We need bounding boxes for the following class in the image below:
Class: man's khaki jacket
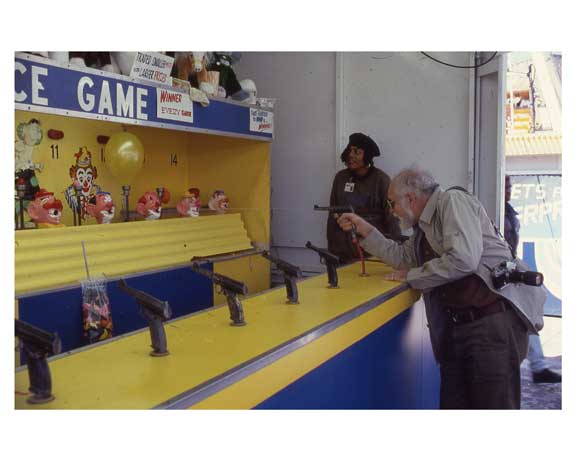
[361,187,545,358]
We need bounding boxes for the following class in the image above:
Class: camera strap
[445,186,515,259]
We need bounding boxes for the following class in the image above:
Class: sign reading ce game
[14,54,273,139]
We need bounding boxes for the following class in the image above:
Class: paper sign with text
[130,52,174,85]
[249,108,273,133]
[156,88,193,123]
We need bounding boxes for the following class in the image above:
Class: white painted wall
[339,52,472,186]
[235,52,474,270]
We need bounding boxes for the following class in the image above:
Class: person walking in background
[504,175,561,383]
[327,132,401,263]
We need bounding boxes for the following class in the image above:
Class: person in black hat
[327,132,401,263]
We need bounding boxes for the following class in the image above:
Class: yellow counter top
[15,261,420,409]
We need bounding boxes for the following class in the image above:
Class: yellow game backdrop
[15,110,271,299]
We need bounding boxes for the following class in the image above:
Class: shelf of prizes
[14,53,272,362]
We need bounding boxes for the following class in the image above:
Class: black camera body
[491,261,544,290]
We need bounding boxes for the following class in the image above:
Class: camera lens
[510,270,544,286]
[523,271,544,286]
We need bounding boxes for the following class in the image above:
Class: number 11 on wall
[50,144,59,159]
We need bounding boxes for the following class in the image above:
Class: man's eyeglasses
[386,199,396,209]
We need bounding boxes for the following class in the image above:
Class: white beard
[398,216,415,231]
[395,204,417,231]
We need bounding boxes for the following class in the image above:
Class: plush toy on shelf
[26,51,139,76]
[208,189,230,213]
[69,52,120,74]
[26,189,65,228]
[239,79,257,105]
[172,52,220,107]
[176,188,201,217]
[174,52,219,96]
[136,189,170,220]
[86,192,115,224]
[47,52,136,76]
[110,52,137,75]
[207,52,250,101]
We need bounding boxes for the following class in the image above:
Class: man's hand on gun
[383,269,408,282]
[336,213,407,282]
[336,213,374,238]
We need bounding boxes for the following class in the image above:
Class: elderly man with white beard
[337,167,545,409]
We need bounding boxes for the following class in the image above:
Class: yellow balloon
[105,132,144,185]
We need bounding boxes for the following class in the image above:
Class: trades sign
[129,52,174,86]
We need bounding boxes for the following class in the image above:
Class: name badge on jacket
[344,182,355,192]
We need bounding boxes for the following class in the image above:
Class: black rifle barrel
[262,251,302,278]
[191,263,248,295]
[305,241,340,264]
[117,279,171,319]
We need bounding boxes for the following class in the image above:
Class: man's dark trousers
[438,306,529,409]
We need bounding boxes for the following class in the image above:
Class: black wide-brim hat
[340,132,380,162]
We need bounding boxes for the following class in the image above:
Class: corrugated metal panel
[505,133,562,156]
[510,108,531,133]
[15,214,253,295]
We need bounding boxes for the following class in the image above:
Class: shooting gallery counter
[15,261,440,409]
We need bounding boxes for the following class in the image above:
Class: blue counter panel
[255,301,440,409]
[18,264,214,361]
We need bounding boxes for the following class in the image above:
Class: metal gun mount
[15,319,62,404]
[261,251,303,304]
[117,279,172,356]
[191,262,248,326]
[305,241,341,288]
[313,204,361,260]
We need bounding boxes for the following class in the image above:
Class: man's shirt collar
[418,186,442,226]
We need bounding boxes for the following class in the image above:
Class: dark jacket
[327,166,401,262]
[504,202,520,258]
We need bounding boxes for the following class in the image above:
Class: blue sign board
[509,174,562,315]
[14,54,273,141]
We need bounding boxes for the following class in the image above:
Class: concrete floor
[539,316,562,357]
[520,316,562,410]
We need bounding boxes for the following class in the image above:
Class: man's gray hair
[393,168,439,198]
